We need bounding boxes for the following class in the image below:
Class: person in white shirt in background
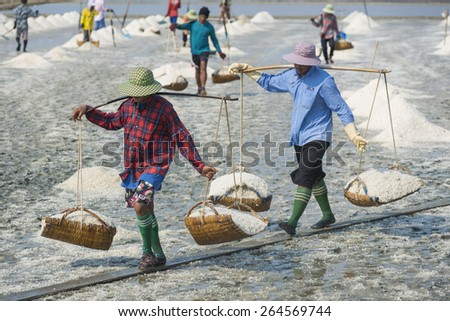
[90,0,114,30]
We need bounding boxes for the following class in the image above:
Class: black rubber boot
[23,40,28,52]
[16,37,20,51]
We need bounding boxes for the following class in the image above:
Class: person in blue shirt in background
[14,0,39,52]
[229,41,367,235]
[171,7,226,96]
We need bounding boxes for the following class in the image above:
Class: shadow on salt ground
[365,214,450,239]
[71,256,139,268]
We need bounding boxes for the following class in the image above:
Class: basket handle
[186,201,220,217]
[60,206,110,228]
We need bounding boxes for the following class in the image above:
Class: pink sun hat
[282,41,321,66]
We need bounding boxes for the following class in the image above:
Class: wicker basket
[41,207,116,250]
[335,39,353,50]
[162,75,188,91]
[212,67,240,84]
[344,178,381,207]
[185,201,267,245]
[344,190,381,207]
[76,40,100,48]
[208,195,272,212]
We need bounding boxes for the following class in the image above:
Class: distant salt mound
[251,11,276,23]
[126,18,160,36]
[347,79,450,147]
[342,11,378,35]
[3,53,52,69]
[346,169,423,204]
[433,38,450,56]
[44,47,75,61]
[55,166,122,198]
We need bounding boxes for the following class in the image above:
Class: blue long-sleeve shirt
[176,20,222,55]
[256,66,354,146]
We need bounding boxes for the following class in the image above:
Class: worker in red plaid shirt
[72,67,217,270]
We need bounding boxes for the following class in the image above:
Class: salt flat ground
[0,10,449,300]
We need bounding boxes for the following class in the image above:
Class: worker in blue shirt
[171,7,226,96]
[229,41,367,235]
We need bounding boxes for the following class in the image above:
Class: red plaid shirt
[315,13,339,40]
[86,95,205,188]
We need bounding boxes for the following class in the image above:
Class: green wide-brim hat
[186,9,198,20]
[117,67,162,97]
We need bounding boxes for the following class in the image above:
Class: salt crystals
[190,205,267,236]
[346,168,423,204]
[208,172,271,199]
[45,209,115,227]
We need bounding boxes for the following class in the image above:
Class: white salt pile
[347,79,450,147]
[209,171,271,199]
[55,166,122,198]
[190,205,267,235]
[346,168,423,203]
[45,209,115,227]
[342,11,378,34]
[3,53,52,69]
[251,11,276,24]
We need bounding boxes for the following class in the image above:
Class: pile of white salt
[43,209,115,227]
[346,168,423,203]
[189,205,267,235]
[55,166,122,198]
[208,171,271,200]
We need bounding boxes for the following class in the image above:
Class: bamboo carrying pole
[84,93,238,113]
[245,64,391,74]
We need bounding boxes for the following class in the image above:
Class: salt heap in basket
[208,171,272,212]
[41,207,116,250]
[185,201,268,245]
[344,168,423,207]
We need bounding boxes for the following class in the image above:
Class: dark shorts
[191,52,210,68]
[290,140,330,189]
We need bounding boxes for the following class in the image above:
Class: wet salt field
[0,6,449,301]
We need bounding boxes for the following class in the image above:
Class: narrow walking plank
[1,197,448,301]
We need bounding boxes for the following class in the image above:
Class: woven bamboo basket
[344,178,381,207]
[162,75,188,91]
[212,67,240,84]
[76,40,100,48]
[344,190,381,207]
[41,207,116,250]
[335,39,353,50]
[208,194,272,212]
[185,201,267,245]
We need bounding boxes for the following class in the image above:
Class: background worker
[91,0,114,30]
[229,41,367,235]
[80,3,98,43]
[181,9,197,47]
[219,0,231,23]
[13,0,39,52]
[310,4,340,64]
[171,7,226,96]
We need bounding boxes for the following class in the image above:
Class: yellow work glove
[344,122,368,153]
[228,63,261,81]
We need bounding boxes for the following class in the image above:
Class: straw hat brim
[322,8,334,14]
[282,53,321,66]
[117,81,162,97]
[187,12,198,20]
